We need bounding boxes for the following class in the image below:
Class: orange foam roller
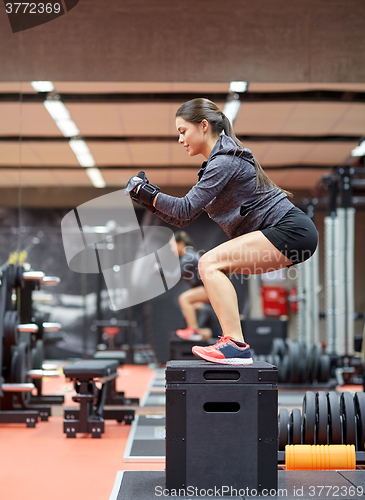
[285,445,356,470]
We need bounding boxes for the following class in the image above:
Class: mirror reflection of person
[167,231,212,341]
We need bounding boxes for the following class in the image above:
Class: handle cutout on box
[203,370,241,381]
[203,402,240,413]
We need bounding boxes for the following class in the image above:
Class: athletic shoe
[192,335,253,365]
[176,327,202,341]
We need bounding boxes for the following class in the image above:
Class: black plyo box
[165,360,278,494]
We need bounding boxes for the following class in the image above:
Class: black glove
[125,171,160,210]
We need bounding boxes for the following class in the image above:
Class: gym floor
[0,364,165,500]
[0,363,360,500]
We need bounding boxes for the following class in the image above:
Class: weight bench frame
[63,360,134,438]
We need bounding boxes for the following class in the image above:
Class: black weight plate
[300,344,311,383]
[307,344,321,383]
[354,392,365,451]
[13,342,32,407]
[288,341,301,384]
[298,345,309,384]
[271,354,280,369]
[272,338,286,358]
[289,408,302,445]
[302,391,316,444]
[278,354,289,383]
[316,391,329,445]
[340,392,357,446]
[266,354,274,366]
[318,355,331,383]
[327,391,342,444]
[32,339,44,395]
[278,408,289,451]
[32,339,44,369]
[4,310,19,346]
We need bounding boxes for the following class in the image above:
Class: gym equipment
[0,264,61,426]
[260,338,333,386]
[241,318,287,355]
[63,359,135,438]
[285,444,356,470]
[93,350,139,406]
[165,360,278,493]
[169,334,217,361]
[277,390,365,457]
[18,271,64,407]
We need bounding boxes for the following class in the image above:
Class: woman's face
[176,117,205,157]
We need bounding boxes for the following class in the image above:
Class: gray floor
[123,415,166,462]
[110,470,365,500]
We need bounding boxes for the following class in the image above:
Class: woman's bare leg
[198,231,292,343]
[178,286,209,329]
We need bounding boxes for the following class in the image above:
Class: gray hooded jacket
[154,135,294,239]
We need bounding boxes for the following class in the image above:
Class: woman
[167,230,212,341]
[126,98,318,365]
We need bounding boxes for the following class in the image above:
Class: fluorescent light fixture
[38,85,106,188]
[44,100,70,121]
[69,139,95,167]
[31,81,55,93]
[223,99,241,124]
[351,140,365,157]
[86,168,106,188]
[69,139,90,156]
[44,100,80,137]
[229,81,248,93]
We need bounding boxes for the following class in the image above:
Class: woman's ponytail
[176,98,292,198]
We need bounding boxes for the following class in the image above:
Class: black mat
[123,415,165,462]
[110,470,365,500]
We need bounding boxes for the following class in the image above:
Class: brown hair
[174,231,196,250]
[176,98,292,197]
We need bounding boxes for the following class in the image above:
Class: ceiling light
[44,99,70,121]
[229,81,248,93]
[223,99,241,125]
[44,100,80,137]
[351,140,365,157]
[31,81,55,93]
[69,139,95,167]
[86,168,106,188]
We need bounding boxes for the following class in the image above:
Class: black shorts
[261,206,318,266]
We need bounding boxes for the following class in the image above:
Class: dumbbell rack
[278,390,365,465]
[17,271,65,406]
[0,265,62,426]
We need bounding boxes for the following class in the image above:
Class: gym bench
[63,359,134,438]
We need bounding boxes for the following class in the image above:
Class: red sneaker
[176,328,201,340]
[192,336,253,365]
